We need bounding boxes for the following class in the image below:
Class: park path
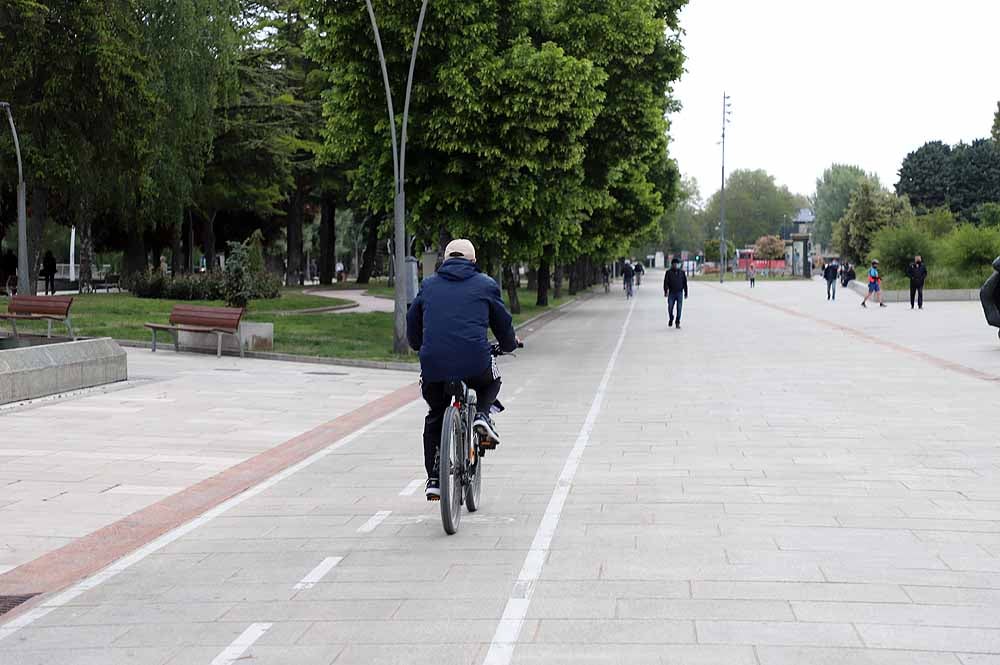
[309,289,394,314]
[2,275,1000,664]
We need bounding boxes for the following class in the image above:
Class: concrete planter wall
[177,321,274,354]
[0,338,128,405]
[846,281,981,303]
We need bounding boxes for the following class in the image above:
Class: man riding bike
[406,239,520,500]
[622,261,635,298]
[634,261,645,286]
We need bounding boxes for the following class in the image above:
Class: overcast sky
[668,0,999,203]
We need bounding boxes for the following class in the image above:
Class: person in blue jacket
[407,239,519,500]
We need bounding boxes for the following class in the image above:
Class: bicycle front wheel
[439,405,463,535]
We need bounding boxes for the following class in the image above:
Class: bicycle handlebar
[491,341,524,357]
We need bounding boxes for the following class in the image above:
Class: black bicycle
[437,342,522,535]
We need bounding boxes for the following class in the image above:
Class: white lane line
[357,510,392,533]
[0,400,420,643]
[482,297,636,665]
[210,622,272,665]
[399,478,424,496]
[294,556,343,590]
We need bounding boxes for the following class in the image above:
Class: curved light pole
[1,102,28,295]
[364,0,430,354]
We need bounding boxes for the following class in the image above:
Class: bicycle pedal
[479,441,498,451]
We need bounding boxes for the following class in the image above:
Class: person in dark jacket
[906,255,928,310]
[42,250,57,295]
[663,258,689,328]
[406,239,519,500]
[633,261,645,286]
[823,259,839,300]
[622,261,635,297]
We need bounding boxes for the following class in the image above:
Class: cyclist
[634,261,645,286]
[622,261,635,298]
[601,265,611,293]
[406,239,520,500]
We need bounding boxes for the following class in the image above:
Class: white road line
[482,297,636,665]
[0,400,420,643]
[399,478,424,496]
[294,556,343,590]
[210,623,272,665]
[357,510,392,533]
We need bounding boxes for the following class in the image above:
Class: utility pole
[364,0,430,354]
[719,92,731,284]
[1,102,29,295]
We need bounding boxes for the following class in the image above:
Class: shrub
[223,241,254,308]
[942,224,1000,272]
[913,207,956,238]
[123,270,166,298]
[252,271,282,300]
[126,269,224,301]
[869,224,937,274]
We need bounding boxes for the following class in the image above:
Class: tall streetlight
[365,0,430,354]
[1,102,29,295]
[719,92,731,284]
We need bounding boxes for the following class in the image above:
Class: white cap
[444,239,476,262]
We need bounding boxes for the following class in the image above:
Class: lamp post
[1,102,29,295]
[719,92,731,284]
[364,0,430,354]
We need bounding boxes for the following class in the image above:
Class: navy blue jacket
[406,259,518,382]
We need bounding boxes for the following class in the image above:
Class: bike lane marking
[399,478,425,496]
[209,622,272,665]
[293,556,344,591]
[482,296,637,665]
[357,510,393,534]
[0,398,422,643]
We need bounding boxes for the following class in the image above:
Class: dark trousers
[44,275,55,295]
[421,367,501,477]
[668,292,683,323]
[910,284,924,308]
[826,279,837,299]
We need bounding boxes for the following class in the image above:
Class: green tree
[702,169,800,248]
[914,207,957,238]
[896,140,952,212]
[665,177,705,255]
[976,202,1000,228]
[948,139,1000,220]
[870,224,936,274]
[813,164,881,250]
[835,183,914,263]
[993,102,999,143]
[753,234,785,272]
[704,237,735,263]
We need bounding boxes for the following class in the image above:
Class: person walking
[861,259,887,308]
[747,263,756,288]
[42,250,57,295]
[663,258,689,328]
[823,259,839,300]
[906,255,928,310]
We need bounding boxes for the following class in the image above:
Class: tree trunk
[526,268,536,290]
[125,222,147,277]
[170,217,182,276]
[356,214,379,284]
[554,263,564,299]
[183,209,195,273]
[536,245,553,307]
[285,183,305,287]
[319,193,336,285]
[503,264,521,315]
[27,184,48,295]
[568,259,579,295]
[203,210,217,271]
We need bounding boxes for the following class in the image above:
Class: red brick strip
[715,286,1000,383]
[0,382,420,600]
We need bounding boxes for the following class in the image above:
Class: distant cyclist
[406,239,520,500]
[601,264,611,292]
[622,261,635,298]
[634,261,645,286]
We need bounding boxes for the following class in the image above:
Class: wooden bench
[0,295,76,340]
[144,304,245,358]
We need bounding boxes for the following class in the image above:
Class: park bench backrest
[9,295,74,317]
[169,304,244,332]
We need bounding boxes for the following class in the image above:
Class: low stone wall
[177,322,274,354]
[0,338,128,405]
[846,281,980,303]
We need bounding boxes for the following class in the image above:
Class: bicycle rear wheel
[465,439,483,512]
[439,405,463,535]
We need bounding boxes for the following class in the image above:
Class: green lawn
[0,285,577,361]
[877,266,992,291]
[508,286,579,326]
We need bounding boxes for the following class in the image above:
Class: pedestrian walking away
[823,259,839,300]
[747,264,756,288]
[861,259,887,308]
[42,250,57,295]
[906,255,928,310]
[664,258,689,328]
[634,261,645,286]
[406,239,520,500]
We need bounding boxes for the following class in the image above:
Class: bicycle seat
[444,381,467,399]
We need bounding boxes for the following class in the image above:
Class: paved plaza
[2,273,1000,664]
